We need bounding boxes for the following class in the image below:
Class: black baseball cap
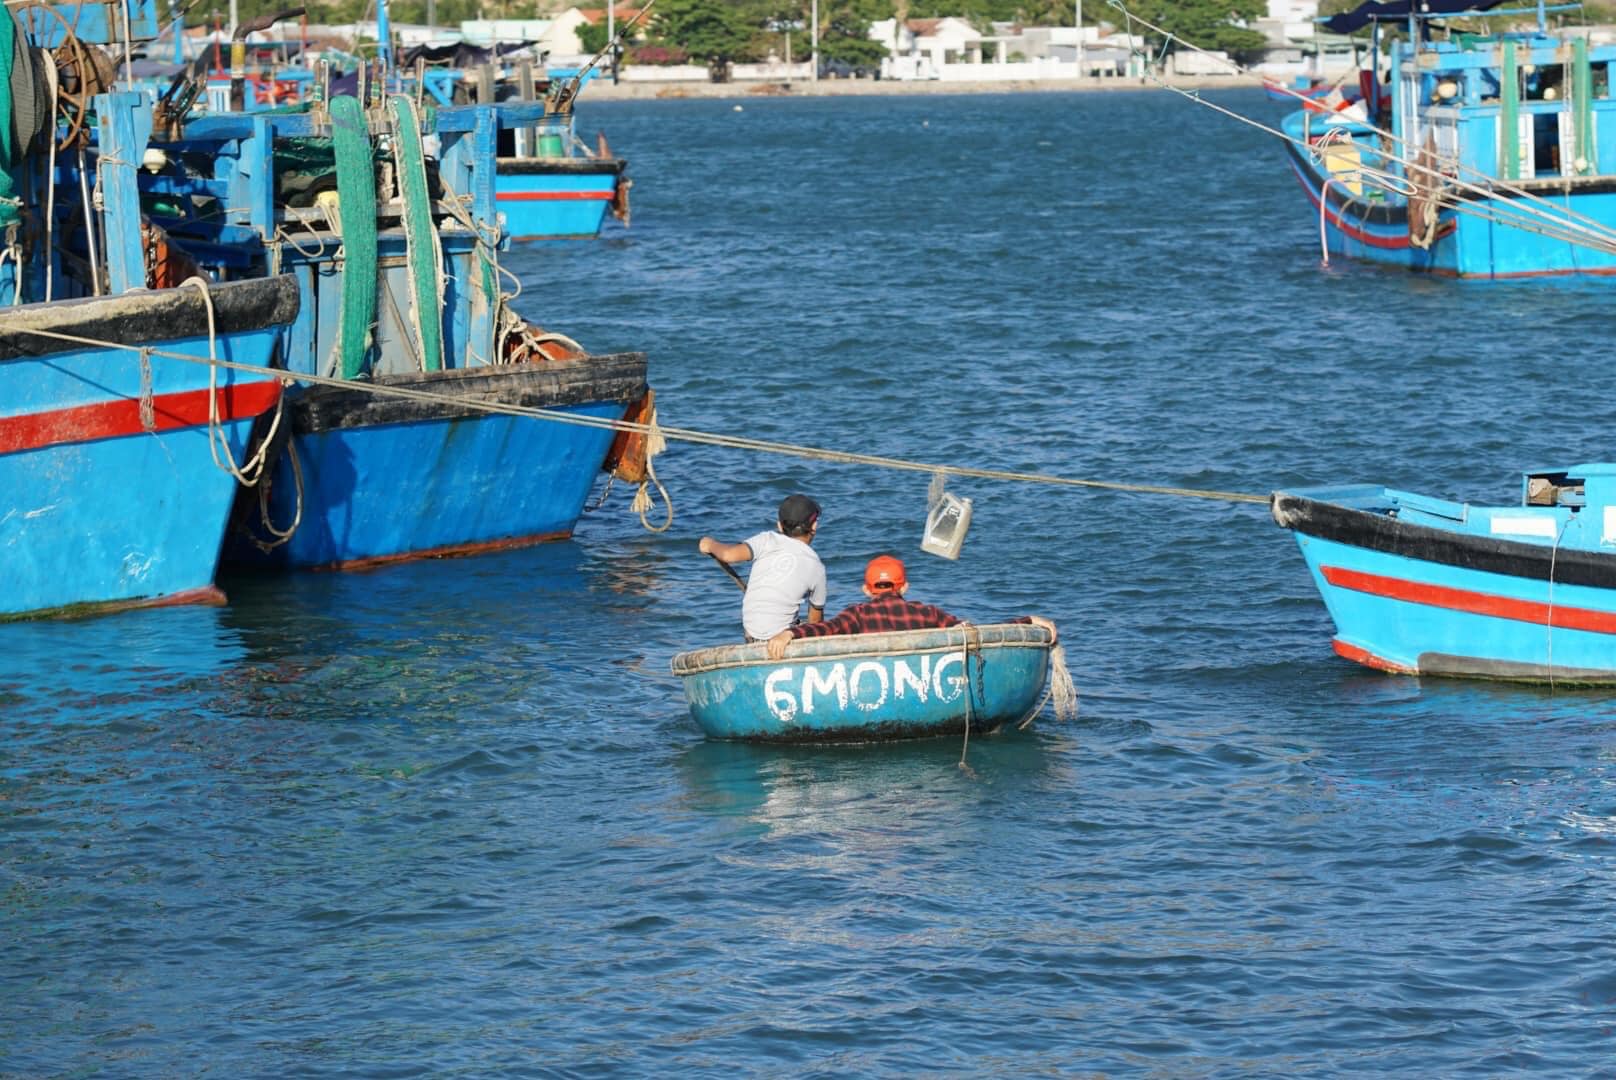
[777,494,821,533]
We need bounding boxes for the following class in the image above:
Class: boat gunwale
[289,351,649,432]
[671,623,1053,676]
[496,156,627,176]
[0,275,301,359]
[1271,489,1616,590]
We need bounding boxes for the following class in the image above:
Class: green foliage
[577,19,610,54]
[1118,0,1267,56]
[649,0,758,60]
[817,0,893,65]
[904,0,1015,26]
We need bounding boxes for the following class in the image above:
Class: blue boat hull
[495,157,626,241]
[1283,117,1616,278]
[1273,481,1616,683]
[0,278,299,617]
[672,625,1054,743]
[227,355,646,569]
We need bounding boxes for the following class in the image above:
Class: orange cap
[864,555,907,593]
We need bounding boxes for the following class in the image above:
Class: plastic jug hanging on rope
[920,471,972,560]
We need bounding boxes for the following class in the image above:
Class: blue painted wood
[672,625,1054,743]
[494,167,619,241]
[18,0,158,46]
[95,92,154,295]
[126,88,648,571]
[229,396,631,569]
[1273,464,1616,683]
[0,285,292,618]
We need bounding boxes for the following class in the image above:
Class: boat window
[1525,63,1566,101]
[1526,472,1586,507]
[1595,62,1611,99]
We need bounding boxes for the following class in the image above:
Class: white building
[873,16,1144,81]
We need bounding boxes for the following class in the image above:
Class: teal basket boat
[672,624,1056,743]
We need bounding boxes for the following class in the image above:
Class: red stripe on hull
[1289,162,1457,249]
[306,528,575,572]
[3,584,228,624]
[496,191,614,202]
[1321,565,1616,634]
[1332,638,1417,674]
[0,381,283,455]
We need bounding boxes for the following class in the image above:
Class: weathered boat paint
[672,624,1054,742]
[1272,465,1616,683]
[0,277,299,619]
[228,357,647,568]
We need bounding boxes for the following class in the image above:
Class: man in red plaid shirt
[766,555,1056,660]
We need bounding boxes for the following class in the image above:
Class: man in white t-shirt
[698,494,827,641]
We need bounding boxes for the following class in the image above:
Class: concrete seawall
[576,73,1264,102]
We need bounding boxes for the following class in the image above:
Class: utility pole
[1075,0,1082,78]
[228,0,237,36]
[811,0,818,81]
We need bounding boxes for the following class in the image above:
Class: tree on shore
[815,0,893,68]
[648,0,756,61]
[1115,0,1266,59]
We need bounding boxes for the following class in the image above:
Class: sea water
[5,90,1616,1075]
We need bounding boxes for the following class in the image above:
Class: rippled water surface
[7,90,1616,1076]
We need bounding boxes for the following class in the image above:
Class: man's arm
[698,537,753,563]
[765,606,861,659]
[805,604,824,623]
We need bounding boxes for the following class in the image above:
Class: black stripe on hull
[1270,491,1616,590]
[1414,651,1616,684]
[496,157,628,177]
[291,352,649,434]
[1284,140,1411,227]
[0,275,301,359]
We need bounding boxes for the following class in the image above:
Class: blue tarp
[1322,0,1510,34]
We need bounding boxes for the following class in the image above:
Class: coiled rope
[12,324,1267,507]
[181,275,289,488]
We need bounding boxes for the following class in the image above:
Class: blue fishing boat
[0,281,297,618]
[122,79,653,569]
[0,3,302,618]
[1282,0,1616,277]
[409,57,630,242]
[672,624,1057,743]
[1272,464,1616,683]
[497,134,630,243]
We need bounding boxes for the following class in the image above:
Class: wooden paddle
[709,554,746,592]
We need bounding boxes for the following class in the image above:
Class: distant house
[907,17,984,66]
[873,16,1143,79]
[870,16,982,79]
[578,5,645,29]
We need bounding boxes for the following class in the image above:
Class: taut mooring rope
[13,323,1269,507]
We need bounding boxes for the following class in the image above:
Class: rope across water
[12,322,1268,507]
